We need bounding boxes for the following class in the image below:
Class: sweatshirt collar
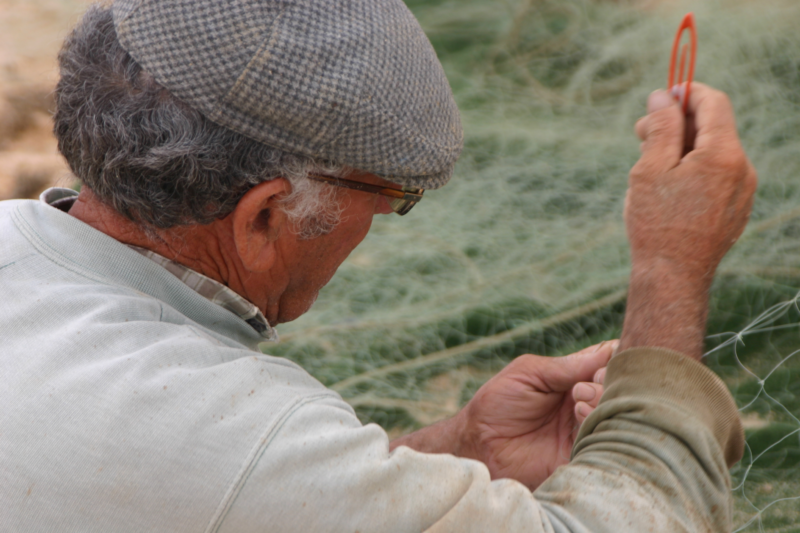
[38,187,278,342]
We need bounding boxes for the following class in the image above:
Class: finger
[630,90,684,179]
[593,367,606,385]
[606,339,620,354]
[533,341,616,392]
[683,82,740,154]
[575,401,593,425]
[572,382,603,408]
[670,87,699,155]
[582,339,619,356]
[647,88,676,115]
[635,87,679,141]
[635,116,648,141]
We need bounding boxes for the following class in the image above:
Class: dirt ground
[0,0,91,200]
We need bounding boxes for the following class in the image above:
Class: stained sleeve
[215,347,744,533]
[533,347,744,532]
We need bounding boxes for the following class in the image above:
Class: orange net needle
[677,44,688,86]
[668,13,697,113]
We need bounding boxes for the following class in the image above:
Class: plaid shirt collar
[40,188,278,342]
[126,246,278,342]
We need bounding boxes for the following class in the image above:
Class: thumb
[537,341,616,392]
[632,90,685,179]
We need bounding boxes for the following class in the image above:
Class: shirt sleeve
[215,348,744,533]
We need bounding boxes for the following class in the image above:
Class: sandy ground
[0,0,91,200]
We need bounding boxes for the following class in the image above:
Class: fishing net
[267,0,800,527]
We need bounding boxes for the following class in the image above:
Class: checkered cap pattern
[112,0,463,189]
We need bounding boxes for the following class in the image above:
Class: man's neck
[68,188,244,296]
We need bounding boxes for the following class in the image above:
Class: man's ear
[231,179,291,273]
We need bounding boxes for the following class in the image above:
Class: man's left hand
[390,341,615,490]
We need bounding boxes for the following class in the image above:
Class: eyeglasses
[306,174,423,216]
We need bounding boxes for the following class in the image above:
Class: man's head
[55,4,348,237]
[55,1,462,324]
[54,1,462,233]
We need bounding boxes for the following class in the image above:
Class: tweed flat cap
[111,0,463,189]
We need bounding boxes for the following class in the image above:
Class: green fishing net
[266,0,800,527]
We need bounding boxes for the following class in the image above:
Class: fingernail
[576,403,590,418]
[592,340,617,354]
[592,340,608,353]
[670,84,685,102]
[647,90,674,113]
[574,383,596,402]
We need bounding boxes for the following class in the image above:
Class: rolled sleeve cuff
[575,347,744,468]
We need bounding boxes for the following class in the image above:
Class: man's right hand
[627,83,757,280]
[620,83,758,359]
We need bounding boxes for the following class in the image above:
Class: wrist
[449,407,480,461]
[629,255,715,289]
[389,411,472,457]
[621,257,712,359]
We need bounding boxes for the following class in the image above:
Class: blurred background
[3,0,799,529]
[0,0,88,199]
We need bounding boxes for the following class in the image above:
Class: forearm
[619,258,712,360]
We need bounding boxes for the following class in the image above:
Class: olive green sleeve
[533,347,744,532]
[586,347,744,467]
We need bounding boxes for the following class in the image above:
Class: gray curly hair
[54,4,345,238]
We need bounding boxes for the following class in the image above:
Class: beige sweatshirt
[1,194,743,532]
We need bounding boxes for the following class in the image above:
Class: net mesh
[266,0,800,527]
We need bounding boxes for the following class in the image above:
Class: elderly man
[1,1,756,531]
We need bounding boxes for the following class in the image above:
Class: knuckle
[629,157,653,178]
[727,153,748,175]
[711,88,733,108]
[705,146,747,176]
[704,87,733,113]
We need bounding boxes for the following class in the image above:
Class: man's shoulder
[2,249,325,394]
[0,196,353,530]
[0,198,39,259]
[0,298,339,531]
[0,194,333,420]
